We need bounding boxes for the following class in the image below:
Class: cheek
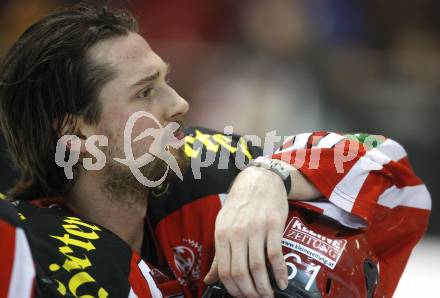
[106,114,162,157]
[99,100,164,155]
[130,116,158,136]
[99,103,133,137]
[130,117,159,154]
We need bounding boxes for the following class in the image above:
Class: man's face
[84,33,189,196]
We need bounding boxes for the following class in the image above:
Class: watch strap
[248,157,292,195]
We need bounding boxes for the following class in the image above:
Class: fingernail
[278,279,288,290]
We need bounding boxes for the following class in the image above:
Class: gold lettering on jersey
[184,135,200,158]
[18,212,26,220]
[62,224,100,240]
[212,134,237,154]
[55,280,67,295]
[68,272,108,298]
[184,129,253,160]
[194,130,220,152]
[49,216,108,297]
[59,245,92,272]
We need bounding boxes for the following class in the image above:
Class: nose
[165,87,190,122]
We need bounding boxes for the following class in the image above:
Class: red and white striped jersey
[0,128,431,297]
[271,131,431,296]
[0,200,35,298]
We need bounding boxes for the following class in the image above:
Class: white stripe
[376,138,407,161]
[291,133,312,150]
[276,133,312,154]
[302,201,367,229]
[128,288,138,298]
[329,148,391,212]
[8,228,35,298]
[275,136,295,154]
[316,133,345,148]
[218,193,228,207]
[138,260,163,298]
[378,184,431,210]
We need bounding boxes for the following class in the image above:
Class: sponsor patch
[282,217,347,269]
[172,238,203,282]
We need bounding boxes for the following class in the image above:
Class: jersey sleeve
[0,198,35,298]
[270,131,431,296]
[148,126,262,227]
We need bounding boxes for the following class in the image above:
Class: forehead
[88,32,164,79]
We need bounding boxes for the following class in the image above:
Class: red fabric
[366,205,430,296]
[271,132,431,297]
[0,220,16,297]
[1,131,430,298]
[129,253,153,298]
[154,194,221,297]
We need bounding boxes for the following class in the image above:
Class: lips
[174,128,185,140]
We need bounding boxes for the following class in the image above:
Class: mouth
[174,127,185,140]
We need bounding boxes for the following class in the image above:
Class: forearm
[287,166,321,201]
[242,163,321,201]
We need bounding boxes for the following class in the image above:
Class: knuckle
[218,269,231,281]
[231,226,245,238]
[248,218,259,225]
[266,214,281,229]
[249,260,266,271]
[252,221,267,234]
[231,269,247,280]
[216,229,228,241]
[267,248,282,262]
[248,222,260,234]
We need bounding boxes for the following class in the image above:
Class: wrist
[242,166,286,191]
[246,157,293,195]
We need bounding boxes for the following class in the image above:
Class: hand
[204,166,289,297]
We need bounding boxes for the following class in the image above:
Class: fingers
[249,233,273,297]
[204,256,219,284]
[266,226,288,290]
[230,235,259,297]
[216,230,245,297]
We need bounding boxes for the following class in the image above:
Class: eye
[138,86,156,99]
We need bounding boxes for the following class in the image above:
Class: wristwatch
[248,156,293,195]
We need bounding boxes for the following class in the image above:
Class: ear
[53,114,93,155]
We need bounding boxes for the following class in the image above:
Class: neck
[67,169,148,254]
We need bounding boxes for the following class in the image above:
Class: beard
[101,135,189,205]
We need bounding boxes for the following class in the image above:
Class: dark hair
[0,2,138,200]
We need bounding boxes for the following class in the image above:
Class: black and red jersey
[0,127,431,297]
[0,199,35,297]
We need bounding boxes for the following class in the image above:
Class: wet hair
[0,2,138,200]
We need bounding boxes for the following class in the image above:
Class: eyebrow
[131,64,171,88]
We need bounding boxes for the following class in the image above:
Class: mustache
[176,120,185,130]
[174,120,187,135]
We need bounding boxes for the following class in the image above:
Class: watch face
[250,157,291,180]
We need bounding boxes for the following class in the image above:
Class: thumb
[204,256,219,284]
